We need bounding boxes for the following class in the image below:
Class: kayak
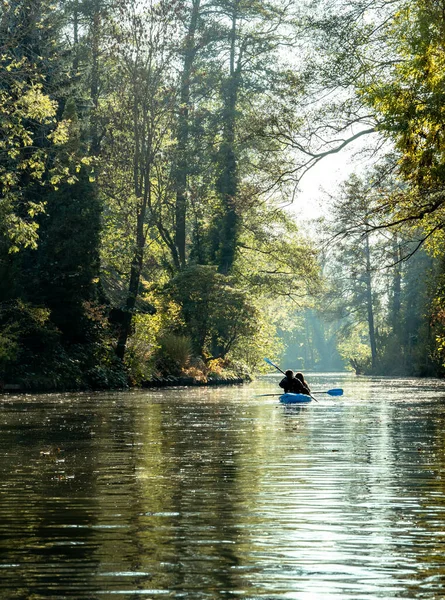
[279,393,312,404]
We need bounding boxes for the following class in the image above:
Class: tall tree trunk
[115,185,148,361]
[217,6,240,275]
[116,73,150,360]
[115,237,144,361]
[391,237,402,338]
[90,3,101,155]
[174,0,200,269]
[364,233,377,369]
[73,0,79,75]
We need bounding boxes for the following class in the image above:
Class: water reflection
[1,375,445,598]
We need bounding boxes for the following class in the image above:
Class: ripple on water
[1,377,445,598]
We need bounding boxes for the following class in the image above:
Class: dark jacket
[279,375,308,395]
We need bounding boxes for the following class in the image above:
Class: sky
[290,137,374,221]
[295,155,344,220]
[287,153,349,222]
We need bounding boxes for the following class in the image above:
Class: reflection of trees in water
[1,390,262,597]
[135,393,249,593]
[0,393,157,597]
[132,387,300,594]
[0,396,102,597]
[3,384,445,597]
[333,395,445,593]
[91,394,150,590]
[389,400,445,593]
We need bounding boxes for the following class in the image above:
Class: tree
[0,0,71,252]
[0,1,118,388]
[31,99,102,343]
[358,0,445,246]
[98,0,181,360]
[210,0,299,274]
[324,174,387,371]
[173,0,202,269]
[166,265,258,359]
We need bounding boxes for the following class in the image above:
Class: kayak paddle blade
[263,357,284,374]
[312,388,344,396]
[327,388,343,396]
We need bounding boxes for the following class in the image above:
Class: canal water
[1,373,445,599]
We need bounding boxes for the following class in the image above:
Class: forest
[1,0,445,390]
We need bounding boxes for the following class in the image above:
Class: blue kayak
[279,393,312,404]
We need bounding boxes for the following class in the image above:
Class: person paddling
[295,372,311,395]
[279,370,308,395]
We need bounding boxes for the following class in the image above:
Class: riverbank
[0,375,250,394]
[141,375,247,387]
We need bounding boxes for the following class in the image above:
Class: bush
[165,265,259,360]
[154,333,191,376]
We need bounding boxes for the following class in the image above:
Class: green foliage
[154,333,192,377]
[425,266,445,376]
[235,204,321,299]
[0,0,322,388]
[363,0,445,188]
[0,0,74,253]
[0,300,58,383]
[229,313,281,374]
[337,324,373,374]
[120,296,183,383]
[0,66,70,252]
[0,297,128,390]
[0,0,115,390]
[166,265,260,360]
[0,326,20,369]
[356,0,445,256]
[0,301,50,375]
[32,166,101,342]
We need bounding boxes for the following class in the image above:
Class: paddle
[256,388,343,397]
[312,388,343,396]
[263,357,319,402]
[264,357,285,374]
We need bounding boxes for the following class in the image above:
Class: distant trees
[314,169,440,376]
[326,175,380,370]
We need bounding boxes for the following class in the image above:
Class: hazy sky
[291,136,373,221]
[291,153,347,221]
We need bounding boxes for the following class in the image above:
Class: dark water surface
[2,373,445,599]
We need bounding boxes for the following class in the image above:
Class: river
[1,373,445,599]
